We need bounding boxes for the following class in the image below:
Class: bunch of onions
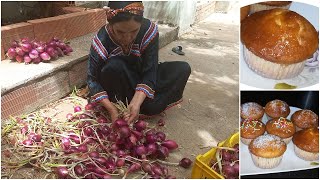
[210,143,239,179]
[5,37,73,65]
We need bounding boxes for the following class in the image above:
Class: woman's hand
[100,98,119,122]
[124,91,147,123]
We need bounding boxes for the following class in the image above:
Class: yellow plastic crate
[191,132,239,179]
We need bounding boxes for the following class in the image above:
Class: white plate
[240,2,319,90]
[240,106,319,176]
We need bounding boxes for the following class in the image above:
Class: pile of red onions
[210,144,239,179]
[6,37,73,64]
[14,102,192,179]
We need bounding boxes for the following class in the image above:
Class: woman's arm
[125,23,159,123]
[87,39,119,121]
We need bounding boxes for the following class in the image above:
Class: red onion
[179,158,192,168]
[56,167,69,179]
[29,49,39,59]
[158,119,165,126]
[32,57,42,64]
[146,143,157,155]
[52,37,60,42]
[152,165,163,176]
[31,41,41,48]
[47,41,57,49]
[77,144,88,153]
[112,119,128,129]
[157,146,169,159]
[107,133,117,142]
[23,55,32,64]
[116,159,125,167]
[233,162,239,176]
[15,47,25,56]
[61,137,71,150]
[36,46,45,53]
[129,134,138,145]
[142,163,154,175]
[84,127,93,136]
[221,149,232,161]
[21,125,28,134]
[118,126,131,138]
[85,103,95,111]
[74,165,84,176]
[22,139,33,146]
[127,163,141,174]
[146,134,157,144]
[95,157,107,165]
[134,145,147,156]
[223,163,236,178]
[134,120,147,131]
[70,135,80,144]
[15,55,24,63]
[161,140,178,150]
[46,47,58,59]
[57,42,66,49]
[74,106,82,112]
[6,48,17,59]
[31,134,42,142]
[79,114,88,119]
[66,113,73,121]
[151,175,161,179]
[11,40,19,48]
[89,151,100,158]
[162,166,169,176]
[156,131,166,141]
[64,45,73,55]
[131,130,143,140]
[40,52,51,61]
[99,125,111,135]
[21,43,32,52]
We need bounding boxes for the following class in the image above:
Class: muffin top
[241,102,265,120]
[249,134,287,158]
[241,9,319,64]
[258,1,292,6]
[266,117,295,138]
[291,109,319,129]
[265,99,290,118]
[293,127,319,153]
[241,119,266,139]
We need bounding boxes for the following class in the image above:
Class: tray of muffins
[240,1,319,89]
[240,100,319,175]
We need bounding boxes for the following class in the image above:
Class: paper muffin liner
[243,46,305,80]
[250,3,291,14]
[251,153,283,169]
[294,144,319,161]
[282,136,293,144]
[241,137,253,145]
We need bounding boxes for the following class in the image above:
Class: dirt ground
[1,14,239,179]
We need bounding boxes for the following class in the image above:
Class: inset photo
[240,91,319,179]
[240,1,319,90]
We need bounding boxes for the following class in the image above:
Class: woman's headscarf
[107,1,144,21]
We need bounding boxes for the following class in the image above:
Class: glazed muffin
[266,117,295,144]
[241,119,266,145]
[250,1,292,14]
[265,100,290,119]
[291,110,319,131]
[241,102,265,121]
[241,6,250,21]
[241,9,319,80]
[292,127,319,161]
[249,134,287,169]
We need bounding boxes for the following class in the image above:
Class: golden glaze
[241,120,266,139]
[266,118,295,138]
[291,110,319,129]
[259,1,292,6]
[265,99,290,118]
[241,6,250,21]
[293,127,319,153]
[241,9,318,64]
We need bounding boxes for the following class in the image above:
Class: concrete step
[1,24,178,120]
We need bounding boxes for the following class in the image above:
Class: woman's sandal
[172,46,185,55]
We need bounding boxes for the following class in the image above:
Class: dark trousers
[99,57,191,116]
